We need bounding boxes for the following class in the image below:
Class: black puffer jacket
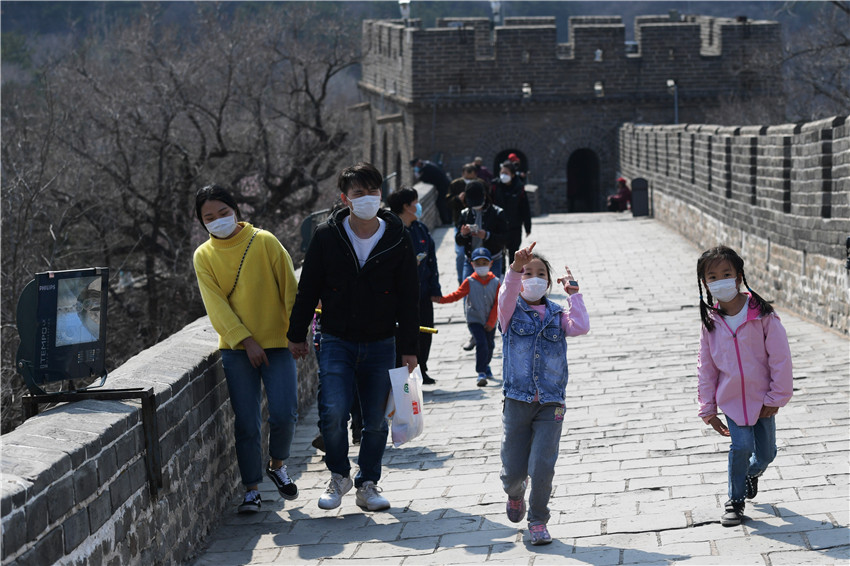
[287,207,420,355]
[491,177,531,235]
[455,204,508,259]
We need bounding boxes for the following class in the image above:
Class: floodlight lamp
[15,267,109,395]
[594,81,604,98]
[490,1,501,24]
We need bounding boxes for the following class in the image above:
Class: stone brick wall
[358,12,782,212]
[1,316,320,566]
[619,116,850,334]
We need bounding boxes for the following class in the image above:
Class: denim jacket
[502,296,569,404]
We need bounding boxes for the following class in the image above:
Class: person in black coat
[387,187,441,384]
[456,181,508,279]
[288,162,419,512]
[491,160,531,265]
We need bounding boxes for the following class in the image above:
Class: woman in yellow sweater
[192,185,299,514]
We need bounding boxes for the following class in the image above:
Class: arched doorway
[494,149,529,178]
[566,149,600,212]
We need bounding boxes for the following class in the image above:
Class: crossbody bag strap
[227,229,259,299]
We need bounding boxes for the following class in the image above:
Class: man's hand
[460,224,472,236]
[510,241,537,273]
[289,341,309,360]
[706,415,730,437]
[242,337,269,368]
[402,355,418,373]
[759,405,779,419]
[484,324,494,332]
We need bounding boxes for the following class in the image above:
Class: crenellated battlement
[361,13,780,102]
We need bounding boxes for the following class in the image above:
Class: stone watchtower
[357,13,782,212]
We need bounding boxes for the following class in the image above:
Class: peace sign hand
[510,242,537,273]
[556,265,580,295]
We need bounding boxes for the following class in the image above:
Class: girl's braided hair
[697,246,774,331]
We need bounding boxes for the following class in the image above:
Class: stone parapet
[619,117,850,334]
[1,308,319,566]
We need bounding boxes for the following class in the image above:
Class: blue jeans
[220,348,298,487]
[455,243,466,285]
[500,398,565,524]
[468,323,495,376]
[318,334,395,487]
[726,415,777,502]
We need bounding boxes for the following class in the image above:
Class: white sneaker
[318,473,353,509]
[355,481,390,511]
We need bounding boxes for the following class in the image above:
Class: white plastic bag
[387,366,425,447]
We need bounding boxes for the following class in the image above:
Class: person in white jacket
[696,246,793,527]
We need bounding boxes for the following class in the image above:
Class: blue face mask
[413,166,421,176]
[415,202,423,220]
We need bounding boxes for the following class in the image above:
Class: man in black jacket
[456,181,508,279]
[491,160,531,265]
[288,162,419,512]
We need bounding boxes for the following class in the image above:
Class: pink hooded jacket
[697,295,793,427]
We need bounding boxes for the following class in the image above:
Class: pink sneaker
[528,521,552,545]
[506,496,526,523]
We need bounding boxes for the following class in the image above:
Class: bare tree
[782,0,850,121]
[1,3,361,432]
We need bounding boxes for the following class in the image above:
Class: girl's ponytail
[698,277,716,331]
[742,272,774,317]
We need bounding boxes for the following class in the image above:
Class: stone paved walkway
[192,213,849,566]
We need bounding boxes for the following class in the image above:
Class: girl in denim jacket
[497,242,589,545]
[697,246,793,527]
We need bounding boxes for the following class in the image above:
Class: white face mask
[205,214,238,239]
[474,266,491,278]
[500,173,511,184]
[520,277,549,302]
[463,178,473,185]
[707,278,739,303]
[348,195,381,220]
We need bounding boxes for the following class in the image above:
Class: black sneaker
[721,499,745,527]
[266,464,298,500]
[312,434,326,453]
[238,490,262,513]
[421,373,436,385]
[746,476,759,499]
[351,422,363,445]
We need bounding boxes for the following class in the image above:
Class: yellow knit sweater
[193,223,297,350]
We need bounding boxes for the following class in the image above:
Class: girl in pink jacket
[696,246,793,527]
